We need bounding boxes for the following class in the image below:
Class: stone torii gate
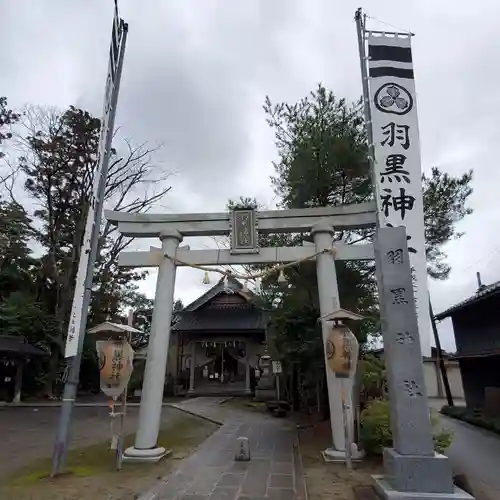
[106,202,377,461]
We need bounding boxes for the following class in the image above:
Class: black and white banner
[367,33,431,356]
[65,4,126,358]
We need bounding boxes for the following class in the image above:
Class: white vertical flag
[64,4,125,358]
[367,33,431,357]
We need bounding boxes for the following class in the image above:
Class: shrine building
[133,276,270,397]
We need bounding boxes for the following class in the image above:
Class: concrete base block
[122,446,171,463]
[373,476,474,500]
[384,448,454,494]
[254,388,276,402]
[322,447,365,463]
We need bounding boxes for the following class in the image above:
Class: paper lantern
[325,324,359,379]
[96,340,135,398]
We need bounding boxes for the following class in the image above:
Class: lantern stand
[87,319,139,470]
[115,310,135,469]
[319,308,364,469]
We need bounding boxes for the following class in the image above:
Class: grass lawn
[299,420,383,500]
[0,411,219,500]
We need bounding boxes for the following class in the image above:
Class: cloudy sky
[2,0,500,351]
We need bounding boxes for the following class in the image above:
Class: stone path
[139,397,307,500]
[438,414,500,500]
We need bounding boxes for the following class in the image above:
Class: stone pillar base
[254,388,276,402]
[384,448,455,494]
[373,475,474,500]
[122,446,171,463]
[321,447,365,463]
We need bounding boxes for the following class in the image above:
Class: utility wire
[364,13,414,36]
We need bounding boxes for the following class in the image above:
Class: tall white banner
[65,4,125,358]
[367,33,431,356]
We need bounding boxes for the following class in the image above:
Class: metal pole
[116,314,133,469]
[110,397,118,450]
[50,19,128,477]
[221,342,225,383]
[429,299,454,407]
[341,380,352,469]
[354,8,379,219]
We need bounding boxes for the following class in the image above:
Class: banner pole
[50,6,128,476]
[354,8,379,225]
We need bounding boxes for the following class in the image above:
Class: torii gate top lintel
[104,201,376,238]
[108,202,377,268]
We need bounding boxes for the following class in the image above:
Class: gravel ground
[0,405,181,478]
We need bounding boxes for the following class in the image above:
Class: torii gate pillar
[312,220,358,458]
[124,229,182,461]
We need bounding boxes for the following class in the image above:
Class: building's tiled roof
[87,322,143,335]
[173,274,270,333]
[435,281,500,320]
[183,275,265,312]
[173,308,269,332]
[370,346,453,360]
[0,335,48,357]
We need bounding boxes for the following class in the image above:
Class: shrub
[360,398,453,456]
[430,413,453,454]
[359,398,392,455]
[441,405,500,436]
[358,355,387,404]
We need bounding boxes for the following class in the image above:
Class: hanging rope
[164,248,336,281]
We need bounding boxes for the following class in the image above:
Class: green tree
[265,84,474,278]
[423,167,473,279]
[0,201,37,299]
[0,96,19,157]
[173,298,184,312]
[0,196,57,396]
[12,104,171,395]
[258,84,473,412]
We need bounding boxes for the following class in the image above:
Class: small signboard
[230,209,259,254]
[272,361,282,374]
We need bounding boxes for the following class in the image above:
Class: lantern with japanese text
[96,340,135,398]
[321,309,362,379]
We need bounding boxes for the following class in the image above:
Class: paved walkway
[438,414,500,500]
[140,397,307,500]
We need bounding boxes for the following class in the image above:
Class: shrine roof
[0,335,48,357]
[182,275,266,312]
[173,275,270,332]
[173,308,269,332]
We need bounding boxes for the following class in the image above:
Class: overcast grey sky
[2,0,499,351]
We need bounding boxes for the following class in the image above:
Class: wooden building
[0,335,47,403]
[172,276,269,396]
[436,279,500,411]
